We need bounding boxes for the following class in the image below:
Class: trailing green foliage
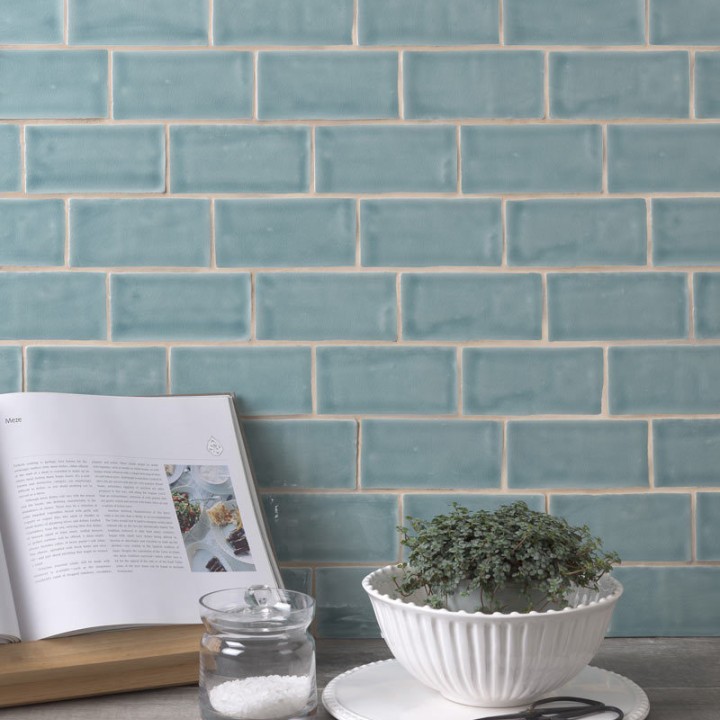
[396,501,620,613]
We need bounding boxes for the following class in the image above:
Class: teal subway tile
[697,494,720,561]
[0,347,21,392]
[609,346,720,414]
[214,0,353,46]
[0,51,107,119]
[262,494,398,562]
[505,0,645,45]
[0,0,62,43]
[0,200,64,266]
[215,199,355,268]
[402,273,542,341]
[654,420,720,487]
[463,348,603,415]
[507,421,649,489]
[0,125,20,191]
[695,273,720,337]
[462,125,602,193]
[171,347,311,416]
[548,273,688,340]
[404,51,543,119]
[550,52,689,119]
[361,199,501,267]
[113,52,251,120]
[608,125,720,192]
[316,568,381,639]
[26,125,164,193]
[693,53,720,117]
[358,0,498,45]
[258,52,397,120]
[550,494,691,562]
[317,346,457,415]
[610,567,720,636]
[361,420,501,489]
[27,347,167,396]
[170,125,309,193]
[507,200,647,267]
[111,273,250,341]
[653,199,720,265]
[70,199,210,267]
[280,568,311,595]
[242,420,356,489]
[0,273,105,340]
[69,0,208,45]
[256,273,396,341]
[651,0,720,45]
[315,126,456,193]
[403,494,546,522]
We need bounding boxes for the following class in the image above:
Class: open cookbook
[0,392,282,643]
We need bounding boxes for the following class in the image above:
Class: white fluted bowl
[363,565,623,708]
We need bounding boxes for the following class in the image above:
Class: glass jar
[199,586,316,720]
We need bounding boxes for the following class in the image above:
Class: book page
[0,532,19,643]
[0,393,280,641]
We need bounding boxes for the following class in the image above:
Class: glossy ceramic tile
[550,493,691,561]
[0,200,64,266]
[507,421,649,489]
[0,272,106,340]
[214,0,353,46]
[404,51,543,119]
[504,0,645,45]
[463,348,603,415]
[0,51,107,119]
[361,420,501,489]
[215,199,355,268]
[68,0,209,45]
[0,0,63,43]
[402,494,546,523]
[507,199,647,267]
[694,273,720,337]
[258,52,397,120]
[697,494,720,561]
[256,273,396,341]
[170,125,310,193]
[550,52,688,119]
[242,419,357,489]
[692,53,720,118]
[610,567,720,636]
[315,567,382,638]
[261,493,398,562]
[462,125,602,193]
[361,199,501,267]
[111,273,250,341]
[0,125,20,191]
[113,52,252,119]
[609,346,720,414]
[316,346,457,415]
[358,0,498,45]
[171,347,312,416]
[315,126,457,193]
[70,199,210,267]
[402,273,542,340]
[654,420,720,487]
[280,568,312,595]
[0,347,21,392]
[653,199,720,265]
[26,346,167,396]
[608,125,720,192]
[548,273,688,340]
[650,0,720,45]
[26,125,164,193]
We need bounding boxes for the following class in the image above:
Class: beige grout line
[498,0,504,46]
[209,198,217,269]
[355,419,362,490]
[310,345,318,414]
[501,198,508,266]
[352,0,359,45]
[456,125,462,193]
[19,124,27,194]
[310,126,317,193]
[543,51,550,119]
[63,0,69,45]
[541,273,548,341]
[646,197,653,265]
[355,198,362,267]
[105,273,112,342]
[164,124,170,193]
[252,51,259,119]
[690,491,697,562]
[602,124,608,194]
[165,346,171,393]
[64,198,70,267]
[108,51,113,119]
[647,418,655,488]
[500,421,508,490]
[208,0,214,45]
[398,52,404,120]
[21,345,27,392]
[396,273,402,341]
[249,271,256,341]
[456,346,463,415]
[688,272,696,339]
[645,0,650,46]
[601,346,609,416]
[690,50,696,120]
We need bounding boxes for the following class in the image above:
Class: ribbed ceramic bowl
[363,565,623,708]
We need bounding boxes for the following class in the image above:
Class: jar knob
[244,584,282,609]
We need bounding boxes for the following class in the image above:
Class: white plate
[165,464,187,485]
[209,502,251,560]
[186,542,229,573]
[323,660,649,720]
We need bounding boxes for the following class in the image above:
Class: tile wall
[0,0,719,636]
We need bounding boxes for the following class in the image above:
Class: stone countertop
[1,638,718,720]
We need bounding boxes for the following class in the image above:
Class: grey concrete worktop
[1,638,718,719]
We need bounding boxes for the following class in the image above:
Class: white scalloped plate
[323,660,649,720]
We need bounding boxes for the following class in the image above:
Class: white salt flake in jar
[209,675,312,719]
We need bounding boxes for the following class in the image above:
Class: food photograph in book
[165,463,255,573]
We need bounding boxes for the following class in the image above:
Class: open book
[0,392,281,643]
